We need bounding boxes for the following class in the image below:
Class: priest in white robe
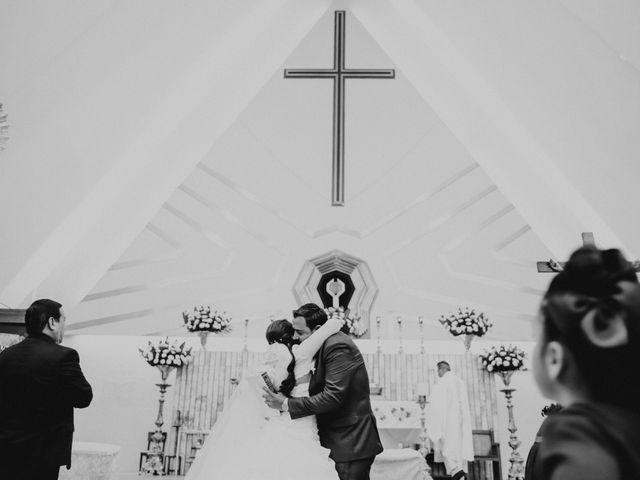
[427,361,474,480]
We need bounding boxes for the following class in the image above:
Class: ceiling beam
[1,0,331,309]
[351,0,627,259]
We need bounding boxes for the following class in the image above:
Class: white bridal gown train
[185,319,343,480]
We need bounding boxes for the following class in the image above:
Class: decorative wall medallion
[292,249,378,336]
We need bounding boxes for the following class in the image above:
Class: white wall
[64,335,186,474]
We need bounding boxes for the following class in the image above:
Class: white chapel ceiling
[1,1,639,341]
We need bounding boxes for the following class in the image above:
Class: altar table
[370,401,431,480]
[58,442,120,480]
[372,400,427,449]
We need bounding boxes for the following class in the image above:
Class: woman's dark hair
[25,299,62,336]
[541,246,640,412]
[265,319,296,397]
[292,303,327,330]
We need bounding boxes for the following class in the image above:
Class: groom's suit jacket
[288,331,383,462]
[0,334,93,470]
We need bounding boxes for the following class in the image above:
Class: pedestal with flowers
[439,307,492,351]
[182,306,232,349]
[325,306,368,338]
[478,345,526,480]
[138,338,192,475]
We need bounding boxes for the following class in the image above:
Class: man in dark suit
[264,303,383,480]
[0,299,93,480]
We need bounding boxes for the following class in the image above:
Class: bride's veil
[184,371,267,478]
[184,344,292,478]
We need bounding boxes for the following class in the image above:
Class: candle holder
[243,318,249,351]
[418,316,425,354]
[498,371,525,480]
[141,365,175,475]
[0,103,8,151]
[397,316,403,354]
[416,393,431,476]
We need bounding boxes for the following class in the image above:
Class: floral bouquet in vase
[478,344,525,386]
[439,307,492,350]
[325,306,367,338]
[139,337,193,380]
[183,305,232,349]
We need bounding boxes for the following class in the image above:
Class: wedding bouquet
[325,306,367,338]
[439,307,492,337]
[183,305,232,333]
[139,337,193,367]
[478,344,525,373]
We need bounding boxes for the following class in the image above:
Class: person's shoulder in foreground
[540,401,640,479]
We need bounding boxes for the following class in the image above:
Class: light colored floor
[119,475,184,479]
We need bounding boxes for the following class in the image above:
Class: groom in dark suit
[0,299,93,480]
[264,303,383,480]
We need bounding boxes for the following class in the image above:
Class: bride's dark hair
[541,246,640,412]
[265,319,296,397]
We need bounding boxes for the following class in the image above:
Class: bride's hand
[262,387,286,411]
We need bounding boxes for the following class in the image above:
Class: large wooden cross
[536,232,640,272]
[284,10,395,206]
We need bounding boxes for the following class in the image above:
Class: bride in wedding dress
[185,316,344,480]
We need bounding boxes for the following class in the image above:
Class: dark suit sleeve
[60,349,93,408]
[289,342,357,419]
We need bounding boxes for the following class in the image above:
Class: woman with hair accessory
[532,246,640,479]
[185,317,343,480]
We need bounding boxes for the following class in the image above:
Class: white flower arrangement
[139,337,193,368]
[478,344,525,373]
[325,306,367,338]
[439,307,492,337]
[182,305,232,333]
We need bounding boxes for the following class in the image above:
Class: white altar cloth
[372,400,428,449]
[371,448,431,480]
[58,442,120,480]
[370,400,431,479]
